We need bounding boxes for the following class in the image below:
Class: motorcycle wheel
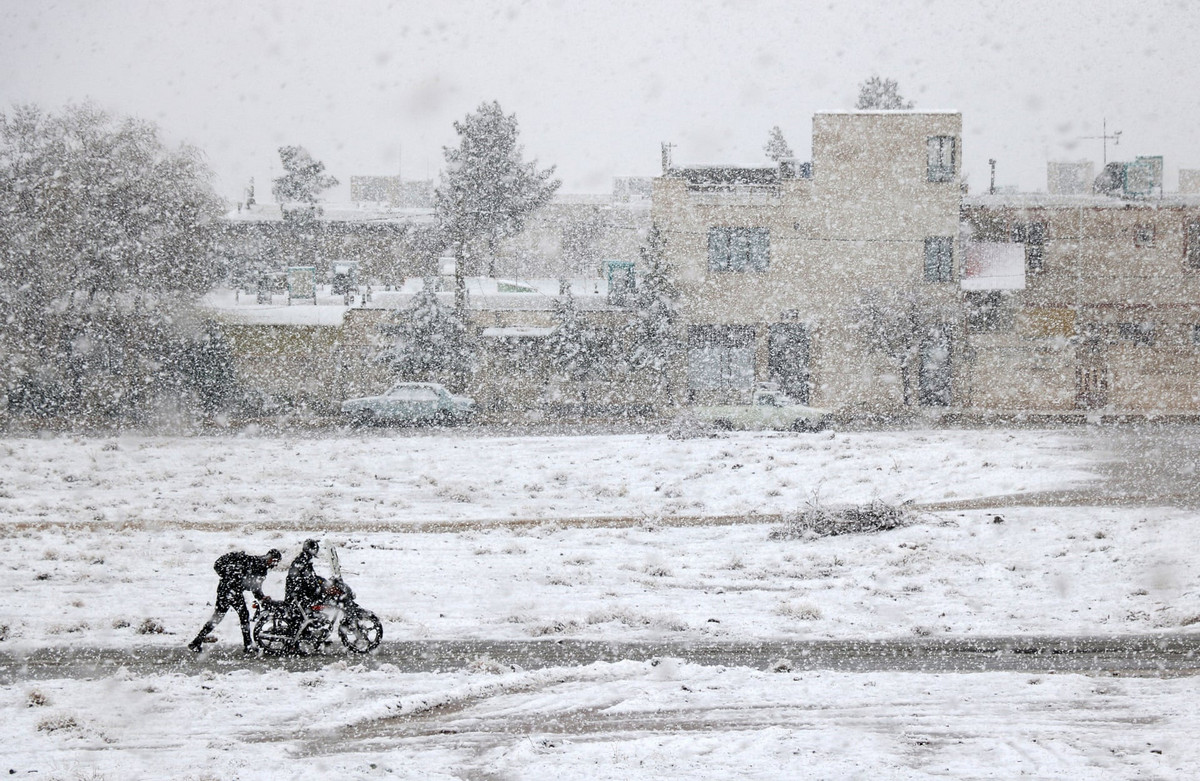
[254,606,298,655]
[293,618,328,657]
[338,610,383,653]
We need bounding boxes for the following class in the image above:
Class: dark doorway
[768,323,812,404]
[1075,337,1110,409]
[918,326,952,407]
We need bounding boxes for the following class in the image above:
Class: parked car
[690,383,829,432]
[342,382,475,425]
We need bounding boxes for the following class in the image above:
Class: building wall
[222,303,662,421]
[961,199,1200,412]
[652,111,964,413]
[213,219,423,289]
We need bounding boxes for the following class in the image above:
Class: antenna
[1081,118,1122,165]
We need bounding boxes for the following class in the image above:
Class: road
[3,635,1198,683]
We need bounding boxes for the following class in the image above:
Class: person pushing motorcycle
[189,548,282,654]
[253,539,384,655]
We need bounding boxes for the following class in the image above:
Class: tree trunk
[454,242,467,313]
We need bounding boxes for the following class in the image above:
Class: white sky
[2,0,1197,202]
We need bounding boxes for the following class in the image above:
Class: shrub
[137,619,165,635]
[771,497,912,540]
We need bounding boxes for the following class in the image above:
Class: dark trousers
[191,582,253,649]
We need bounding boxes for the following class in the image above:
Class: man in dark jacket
[285,538,329,610]
[188,548,282,654]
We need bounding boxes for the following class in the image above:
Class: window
[687,325,756,391]
[1186,220,1200,268]
[708,227,769,272]
[1191,324,1200,346]
[924,236,953,282]
[1134,224,1155,248]
[926,136,957,182]
[1117,322,1155,346]
[966,291,1013,333]
[1012,220,1046,273]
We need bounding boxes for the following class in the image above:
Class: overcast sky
[2,0,1196,203]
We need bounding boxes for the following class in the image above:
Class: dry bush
[36,714,78,733]
[776,601,823,621]
[771,497,913,540]
[137,618,165,635]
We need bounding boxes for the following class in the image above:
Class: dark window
[924,236,954,282]
[965,291,1013,333]
[1134,224,1155,247]
[1117,322,1155,346]
[708,227,770,272]
[926,136,957,182]
[1012,220,1046,273]
[1191,325,1200,346]
[767,323,811,404]
[1186,221,1200,268]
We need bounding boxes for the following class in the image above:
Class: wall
[652,111,964,414]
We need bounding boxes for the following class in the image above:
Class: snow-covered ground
[2,428,1198,779]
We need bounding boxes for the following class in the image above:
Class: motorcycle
[253,562,383,656]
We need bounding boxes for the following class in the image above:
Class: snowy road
[4,635,1199,683]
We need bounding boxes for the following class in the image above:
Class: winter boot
[189,622,216,652]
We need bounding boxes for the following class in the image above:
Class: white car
[341,382,475,425]
[690,383,829,432]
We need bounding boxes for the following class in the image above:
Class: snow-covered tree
[849,283,953,407]
[763,126,794,162]
[435,101,559,307]
[546,291,599,382]
[378,279,471,384]
[0,103,228,424]
[272,145,339,205]
[627,225,679,386]
[855,76,914,110]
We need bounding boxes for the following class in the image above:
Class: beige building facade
[961,195,1200,414]
[652,111,964,414]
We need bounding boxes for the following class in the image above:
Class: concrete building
[652,111,964,415]
[961,192,1200,415]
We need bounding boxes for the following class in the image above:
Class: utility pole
[988,159,996,195]
[1081,118,1122,165]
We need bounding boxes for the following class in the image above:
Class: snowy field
[2,428,1199,779]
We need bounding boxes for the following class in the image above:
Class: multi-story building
[961,191,1200,414]
[652,111,964,415]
